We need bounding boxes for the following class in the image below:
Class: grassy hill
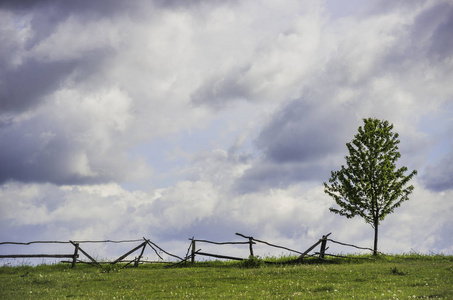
[1,254,452,299]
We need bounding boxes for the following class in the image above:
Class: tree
[324,118,417,255]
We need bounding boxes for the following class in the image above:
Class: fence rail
[0,239,144,246]
[0,241,71,245]
[0,254,76,258]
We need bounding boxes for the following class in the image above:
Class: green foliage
[240,255,264,268]
[324,118,417,253]
[390,266,408,275]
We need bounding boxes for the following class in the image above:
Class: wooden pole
[77,247,100,266]
[191,239,196,263]
[69,241,100,266]
[235,233,257,257]
[296,240,322,261]
[293,233,332,262]
[72,242,79,268]
[144,240,163,260]
[184,238,193,265]
[111,242,147,265]
[196,252,244,261]
[240,236,304,255]
[319,235,327,259]
[145,238,183,261]
[135,243,147,267]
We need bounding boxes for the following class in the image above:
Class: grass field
[1,254,452,299]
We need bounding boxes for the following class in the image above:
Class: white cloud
[2,176,451,259]
[1,0,452,260]
[379,180,453,254]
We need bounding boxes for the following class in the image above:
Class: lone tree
[324,118,417,255]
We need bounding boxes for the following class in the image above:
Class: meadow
[0,254,452,299]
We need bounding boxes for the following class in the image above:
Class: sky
[1,0,452,261]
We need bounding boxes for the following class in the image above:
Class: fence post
[191,239,196,263]
[248,237,254,257]
[319,234,329,259]
[72,242,79,268]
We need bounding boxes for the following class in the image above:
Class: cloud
[0,1,330,186]
[379,179,453,253]
[233,0,453,194]
[0,87,153,185]
[255,100,355,163]
[410,2,453,61]
[233,92,363,193]
[0,180,331,255]
[421,111,453,192]
[2,176,452,259]
[190,4,329,110]
[0,1,130,114]
[1,0,453,260]
[0,59,78,113]
[0,1,219,184]
[423,152,453,192]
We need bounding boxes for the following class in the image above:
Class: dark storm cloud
[0,0,53,10]
[369,1,453,66]
[0,0,125,114]
[0,0,132,14]
[0,48,126,184]
[415,2,453,61]
[233,98,358,193]
[0,0,234,15]
[233,162,333,194]
[255,100,347,163]
[426,158,453,192]
[0,120,103,185]
[366,0,427,16]
[422,147,453,192]
[0,59,77,113]
[409,2,453,192]
[0,0,130,50]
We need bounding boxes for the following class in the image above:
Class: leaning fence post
[134,242,147,267]
[319,235,327,259]
[248,237,254,257]
[191,239,196,263]
[71,242,79,268]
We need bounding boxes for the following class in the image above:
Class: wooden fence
[0,238,181,268]
[187,232,378,264]
[0,233,378,267]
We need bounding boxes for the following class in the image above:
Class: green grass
[1,254,452,299]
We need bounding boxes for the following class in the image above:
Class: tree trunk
[373,221,379,256]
